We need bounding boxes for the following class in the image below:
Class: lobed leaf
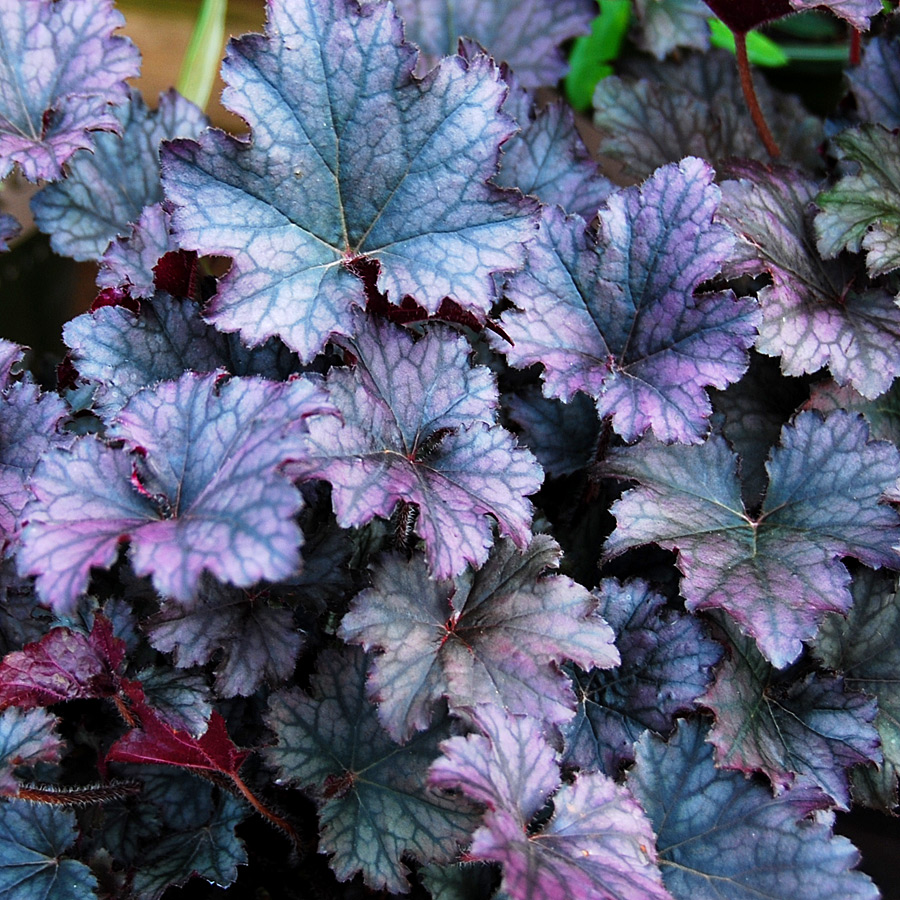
[393,0,595,88]
[720,160,900,399]
[162,0,537,361]
[19,372,331,610]
[494,159,758,443]
[563,578,721,774]
[816,125,900,278]
[32,90,206,262]
[603,410,900,667]
[146,582,303,698]
[633,0,711,60]
[429,704,671,900]
[63,292,299,418]
[847,35,900,128]
[701,620,880,808]
[339,536,618,742]
[0,802,98,900]
[0,616,124,710]
[815,568,900,811]
[264,645,478,894]
[293,314,542,578]
[129,793,247,900]
[628,718,880,900]
[0,0,140,182]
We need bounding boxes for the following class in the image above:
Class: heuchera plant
[2,0,900,897]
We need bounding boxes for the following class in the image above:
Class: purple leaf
[339,536,618,742]
[0,708,63,796]
[603,410,900,667]
[264,645,479,893]
[0,0,140,182]
[0,366,69,552]
[0,616,124,709]
[848,35,900,128]
[815,125,900,278]
[394,0,595,88]
[562,578,721,774]
[162,0,537,362]
[32,90,207,262]
[628,718,880,900]
[633,0,711,60]
[496,82,613,219]
[146,582,304,698]
[96,202,178,299]
[63,292,299,418]
[494,159,759,443]
[701,619,880,809]
[593,53,823,180]
[429,704,671,900]
[293,314,542,578]
[18,372,332,611]
[814,568,900,812]
[720,161,900,398]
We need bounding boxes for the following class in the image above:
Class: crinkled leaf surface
[701,619,880,808]
[146,583,303,698]
[815,568,900,811]
[788,0,883,29]
[0,801,97,900]
[495,85,612,219]
[593,53,822,180]
[848,35,900,128]
[633,0,710,59]
[264,645,478,894]
[816,125,900,278]
[429,704,671,900]
[294,315,542,578]
[0,0,140,182]
[19,372,330,610]
[494,159,758,443]
[504,387,599,479]
[63,292,299,418]
[562,578,720,774]
[394,0,594,88]
[603,411,900,667]
[32,90,206,262]
[339,536,617,741]
[0,708,63,796]
[162,0,537,362]
[0,616,123,709]
[130,793,247,900]
[628,718,879,900]
[0,373,68,551]
[720,161,900,399]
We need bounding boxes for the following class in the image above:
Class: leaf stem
[228,770,306,854]
[734,30,781,158]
